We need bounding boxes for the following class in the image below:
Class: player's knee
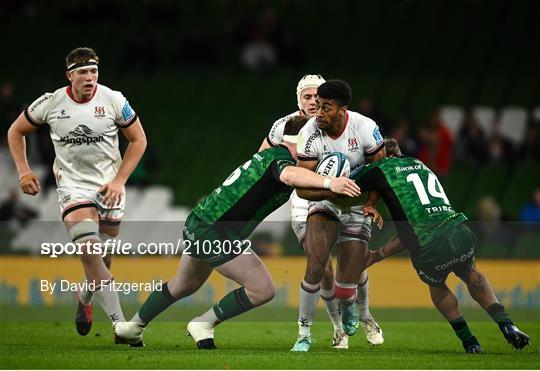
[99,232,117,242]
[167,276,200,299]
[69,219,100,245]
[261,283,276,304]
[248,280,275,306]
[259,279,276,304]
[305,264,325,284]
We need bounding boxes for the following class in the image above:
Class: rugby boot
[291,336,311,352]
[187,320,216,350]
[339,302,359,336]
[332,330,349,349]
[114,321,145,347]
[75,291,93,336]
[360,315,384,345]
[463,336,482,354]
[500,323,530,350]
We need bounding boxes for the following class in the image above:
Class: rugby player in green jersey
[114,116,361,349]
[352,138,530,353]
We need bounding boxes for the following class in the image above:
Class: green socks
[487,303,512,323]
[137,285,256,325]
[487,303,514,332]
[449,316,474,341]
[213,287,254,321]
[138,282,177,324]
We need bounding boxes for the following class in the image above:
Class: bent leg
[134,254,213,326]
[460,266,498,309]
[296,213,338,342]
[214,249,275,316]
[429,284,480,352]
[459,266,530,349]
[429,284,462,321]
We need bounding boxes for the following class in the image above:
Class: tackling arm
[7,112,41,195]
[280,163,361,199]
[365,235,406,269]
[294,159,336,200]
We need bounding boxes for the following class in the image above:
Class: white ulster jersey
[266,111,300,146]
[25,84,137,190]
[297,110,384,171]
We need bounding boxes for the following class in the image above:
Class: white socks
[356,271,371,320]
[320,288,343,332]
[192,306,219,326]
[298,280,320,337]
[130,312,146,327]
[93,278,125,325]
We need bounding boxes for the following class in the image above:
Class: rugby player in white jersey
[7,47,147,340]
[258,75,349,349]
[293,80,385,351]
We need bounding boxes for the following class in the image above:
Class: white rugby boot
[114,321,145,347]
[187,320,216,349]
[332,330,349,349]
[360,315,384,345]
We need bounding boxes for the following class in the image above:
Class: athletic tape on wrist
[323,178,332,189]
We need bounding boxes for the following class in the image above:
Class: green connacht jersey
[352,156,467,258]
[193,145,296,239]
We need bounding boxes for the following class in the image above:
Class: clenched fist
[19,172,40,195]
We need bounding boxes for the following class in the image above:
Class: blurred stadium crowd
[1,0,539,257]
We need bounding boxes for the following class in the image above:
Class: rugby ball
[316,152,350,178]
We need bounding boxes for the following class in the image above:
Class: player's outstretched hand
[329,177,361,198]
[19,172,40,196]
[363,205,383,229]
[98,181,124,208]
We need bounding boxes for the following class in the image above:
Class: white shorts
[58,186,125,224]
[308,200,372,245]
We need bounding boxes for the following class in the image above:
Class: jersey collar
[327,111,349,140]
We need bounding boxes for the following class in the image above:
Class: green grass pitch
[1,305,538,369]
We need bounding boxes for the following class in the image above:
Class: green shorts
[412,223,476,287]
[182,213,250,267]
